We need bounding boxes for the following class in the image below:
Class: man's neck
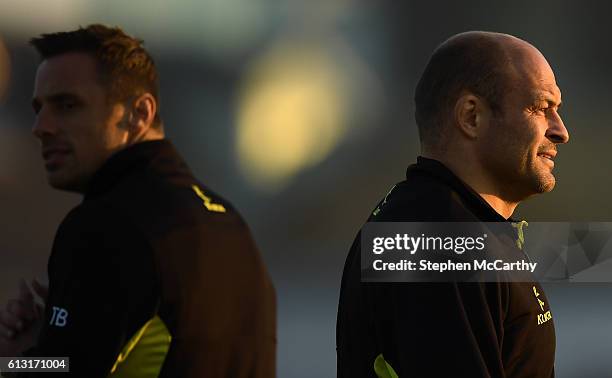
[422,152,519,219]
[477,193,517,219]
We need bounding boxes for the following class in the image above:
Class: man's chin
[534,173,556,193]
[46,171,84,193]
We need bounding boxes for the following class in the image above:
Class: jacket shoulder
[370,174,480,222]
[95,169,249,238]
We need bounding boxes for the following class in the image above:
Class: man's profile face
[479,44,569,200]
[31,52,128,192]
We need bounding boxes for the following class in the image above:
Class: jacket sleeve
[365,279,508,377]
[21,206,159,377]
[156,211,276,378]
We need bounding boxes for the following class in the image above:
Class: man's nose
[32,109,57,139]
[545,110,569,144]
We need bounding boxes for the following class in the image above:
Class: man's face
[478,45,569,201]
[32,52,128,192]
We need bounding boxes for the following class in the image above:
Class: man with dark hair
[0,24,276,377]
[337,31,569,377]
[29,24,163,129]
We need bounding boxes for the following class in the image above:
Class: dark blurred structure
[1,1,611,377]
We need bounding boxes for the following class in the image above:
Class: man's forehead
[524,72,562,105]
[505,45,561,103]
[533,85,562,102]
[34,52,101,96]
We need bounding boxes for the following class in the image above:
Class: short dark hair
[414,32,514,147]
[30,24,162,128]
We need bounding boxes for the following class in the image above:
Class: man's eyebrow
[31,92,82,110]
[45,92,81,102]
[532,92,562,108]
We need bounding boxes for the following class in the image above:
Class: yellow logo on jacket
[192,185,226,213]
[532,285,552,325]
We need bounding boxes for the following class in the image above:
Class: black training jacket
[337,157,555,378]
[22,140,276,377]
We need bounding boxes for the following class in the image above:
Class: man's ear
[453,92,487,139]
[128,93,157,137]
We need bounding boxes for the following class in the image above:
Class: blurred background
[1,0,611,377]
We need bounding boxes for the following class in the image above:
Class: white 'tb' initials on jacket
[50,306,69,327]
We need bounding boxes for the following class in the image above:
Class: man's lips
[537,150,556,160]
[537,150,557,166]
[42,146,71,169]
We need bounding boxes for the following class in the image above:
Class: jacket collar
[407,156,514,223]
[84,139,187,200]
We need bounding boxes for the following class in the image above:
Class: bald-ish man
[337,31,569,377]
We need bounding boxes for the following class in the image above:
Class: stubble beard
[529,156,556,193]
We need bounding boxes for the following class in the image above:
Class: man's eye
[531,106,548,114]
[60,102,76,110]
